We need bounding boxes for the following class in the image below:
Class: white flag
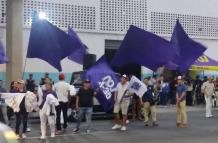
[2,93,25,112]
[127,76,147,97]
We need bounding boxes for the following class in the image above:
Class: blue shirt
[177,84,187,101]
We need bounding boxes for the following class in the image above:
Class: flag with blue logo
[68,26,87,65]
[27,19,76,71]
[84,56,119,111]
[127,76,147,98]
[170,20,207,72]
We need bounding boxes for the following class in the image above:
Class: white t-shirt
[115,82,129,103]
[54,81,70,102]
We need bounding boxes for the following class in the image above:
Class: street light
[38,12,46,19]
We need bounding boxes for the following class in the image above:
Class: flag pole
[22,55,28,80]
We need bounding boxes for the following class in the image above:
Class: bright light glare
[38,12,46,19]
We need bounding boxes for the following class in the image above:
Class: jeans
[76,107,93,130]
[15,111,28,134]
[56,102,68,130]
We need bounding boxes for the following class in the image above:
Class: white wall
[148,0,218,17]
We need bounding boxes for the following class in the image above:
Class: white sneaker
[22,133,27,139]
[121,126,127,131]
[112,124,121,130]
[16,135,20,140]
[86,130,91,134]
[26,128,31,132]
[50,133,55,138]
[40,136,46,140]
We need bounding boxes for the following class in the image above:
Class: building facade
[1,0,218,83]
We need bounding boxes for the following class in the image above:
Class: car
[0,122,17,143]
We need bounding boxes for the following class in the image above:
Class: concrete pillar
[6,0,23,88]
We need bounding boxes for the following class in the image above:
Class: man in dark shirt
[26,73,35,92]
[73,79,97,134]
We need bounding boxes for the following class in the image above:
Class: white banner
[1,93,25,112]
[1,92,38,112]
[127,76,147,98]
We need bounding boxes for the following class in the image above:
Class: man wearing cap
[73,79,97,134]
[112,74,130,131]
[54,73,71,132]
[176,76,188,128]
[141,77,158,127]
[201,77,215,118]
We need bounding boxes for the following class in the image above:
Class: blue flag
[170,20,206,72]
[84,56,119,111]
[67,26,87,65]
[27,20,75,71]
[0,40,8,64]
[111,25,176,71]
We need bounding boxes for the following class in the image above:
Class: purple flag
[0,40,8,64]
[84,56,119,111]
[67,26,87,64]
[111,25,176,71]
[27,20,76,71]
[170,20,207,72]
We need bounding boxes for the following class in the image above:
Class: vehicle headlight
[3,131,17,143]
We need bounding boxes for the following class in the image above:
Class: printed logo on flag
[130,82,142,91]
[98,75,115,100]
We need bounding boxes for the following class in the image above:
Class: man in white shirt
[112,74,130,131]
[54,73,70,131]
[201,76,215,118]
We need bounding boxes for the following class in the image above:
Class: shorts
[113,99,130,115]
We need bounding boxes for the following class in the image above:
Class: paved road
[18,106,218,143]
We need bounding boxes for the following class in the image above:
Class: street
[18,106,218,143]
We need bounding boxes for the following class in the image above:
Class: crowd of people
[0,72,217,140]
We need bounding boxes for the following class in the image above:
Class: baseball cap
[84,79,91,83]
[177,76,182,80]
[122,74,128,79]
[59,73,65,80]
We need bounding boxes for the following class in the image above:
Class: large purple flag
[84,56,119,111]
[111,25,176,71]
[0,40,8,64]
[170,20,206,72]
[67,26,87,64]
[27,20,75,71]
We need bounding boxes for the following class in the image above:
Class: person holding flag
[38,83,59,140]
[73,79,98,134]
[140,77,158,127]
[112,74,130,131]
[14,80,28,139]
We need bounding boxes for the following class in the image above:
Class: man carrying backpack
[140,77,158,127]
